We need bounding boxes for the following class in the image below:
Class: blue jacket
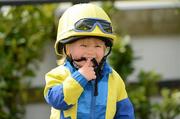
[44,60,135,119]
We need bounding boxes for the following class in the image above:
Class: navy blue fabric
[114,98,135,119]
[45,85,73,110]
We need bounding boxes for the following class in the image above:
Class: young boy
[44,3,135,119]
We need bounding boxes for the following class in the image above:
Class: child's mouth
[73,57,87,62]
[73,57,98,68]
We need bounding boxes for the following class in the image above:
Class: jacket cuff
[72,71,88,88]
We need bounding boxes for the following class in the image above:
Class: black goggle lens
[74,18,112,33]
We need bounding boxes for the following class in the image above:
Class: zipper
[90,80,96,119]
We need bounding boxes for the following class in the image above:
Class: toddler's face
[66,37,106,67]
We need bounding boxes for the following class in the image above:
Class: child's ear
[104,45,107,51]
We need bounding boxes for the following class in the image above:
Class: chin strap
[64,45,112,96]
[91,58,100,96]
[93,46,111,96]
[64,46,78,70]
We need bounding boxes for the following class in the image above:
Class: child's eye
[80,44,87,47]
[95,45,101,48]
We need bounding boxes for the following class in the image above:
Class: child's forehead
[75,37,105,44]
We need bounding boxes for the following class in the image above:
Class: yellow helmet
[55,3,116,55]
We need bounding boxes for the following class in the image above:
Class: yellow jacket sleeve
[44,65,88,106]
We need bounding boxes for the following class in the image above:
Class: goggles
[73,18,113,34]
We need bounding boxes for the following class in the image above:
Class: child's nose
[85,47,96,56]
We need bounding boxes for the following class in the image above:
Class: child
[44,3,135,119]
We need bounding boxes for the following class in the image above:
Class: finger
[84,58,91,67]
[92,75,96,80]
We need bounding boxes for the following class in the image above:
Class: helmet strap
[92,46,112,96]
[64,45,78,70]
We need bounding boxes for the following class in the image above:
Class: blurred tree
[102,1,134,80]
[128,70,162,119]
[102,1,180,119]
[108,35,134,80]
[152,89,180,119]
[0,5,56,119]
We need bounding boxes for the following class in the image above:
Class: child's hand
[78,58,96,81]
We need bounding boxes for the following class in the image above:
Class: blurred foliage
[102,2,134,80]
[108,35,134,80]
[152,89,180,119]
[0,5,56,119]
[102,1,118,16]
[103,1,180,119]
[128,70,162,119]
